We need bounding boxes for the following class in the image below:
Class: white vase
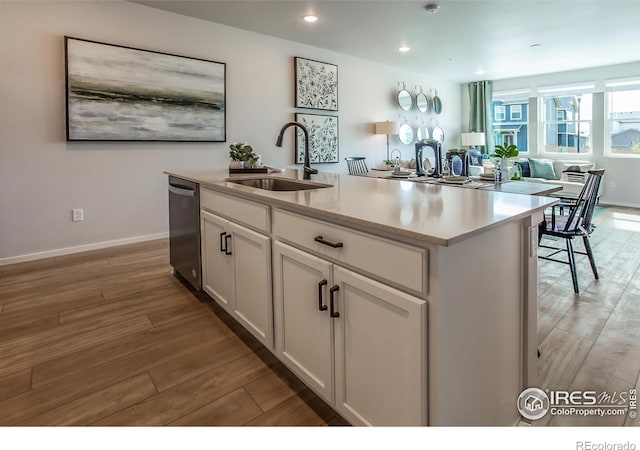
[229,161,244,169]
[500,158,509,174]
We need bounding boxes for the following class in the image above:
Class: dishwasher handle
[169,184,196,197]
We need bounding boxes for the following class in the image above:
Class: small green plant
[490,143,519,159]
[229,142,258,165]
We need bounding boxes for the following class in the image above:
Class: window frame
[510,104,522,121]
[491,90,530,153]
[539,88,593,155]
[604,79,640,159]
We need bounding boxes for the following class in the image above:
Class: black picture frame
[65,36,226,142]
[295,113,339,164]
[294,57,338,111]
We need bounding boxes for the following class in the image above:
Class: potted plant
[490,143,519,181]
[229,142,259,169]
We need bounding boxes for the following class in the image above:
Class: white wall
[460,62,640,207]
[0,1,460,263]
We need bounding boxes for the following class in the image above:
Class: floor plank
[95,352,272,426]
[20,373,157,426]
[170,388,263,426]
[0,316,153,379]
[0,369,31,403]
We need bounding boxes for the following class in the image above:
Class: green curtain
[468,81,494,154]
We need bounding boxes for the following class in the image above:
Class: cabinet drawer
[273,209,427,294]
[201,188,270,233]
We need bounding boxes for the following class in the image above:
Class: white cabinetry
[201,205,272,350]
[273,237,427,425]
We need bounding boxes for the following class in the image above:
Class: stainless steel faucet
[275,121,318,180]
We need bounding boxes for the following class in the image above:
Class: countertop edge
[165,170,558,247]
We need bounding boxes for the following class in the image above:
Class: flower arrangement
[229,142,259,167]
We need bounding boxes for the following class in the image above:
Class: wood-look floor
[0,240,345,426]
[0,205,638,426]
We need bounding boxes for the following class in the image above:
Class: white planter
[229,161,244,169]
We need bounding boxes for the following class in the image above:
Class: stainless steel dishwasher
[168,176,201,290]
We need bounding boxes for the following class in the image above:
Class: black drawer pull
[220,232,227,253]
[329,285,340,318]
[224,234,232,255]
[314,235,344,248]
[318,279,328,311]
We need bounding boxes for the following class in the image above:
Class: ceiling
[134,0,640,83]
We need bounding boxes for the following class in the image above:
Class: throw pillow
[517,160,531,177]
[528,158,557,180]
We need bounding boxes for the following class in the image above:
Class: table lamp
[461,132,486,152]
[375,121,399,161]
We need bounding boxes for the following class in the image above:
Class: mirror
[433,89,443,114]
[416,86,429,113]
[416,120,430,142]
[432,125,444,143]
[399,123,414,144]
[397,82,412,111]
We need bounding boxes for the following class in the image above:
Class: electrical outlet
[609,180,616,189]
[72,208,84,222]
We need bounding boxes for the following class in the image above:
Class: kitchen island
[164,168,558,426]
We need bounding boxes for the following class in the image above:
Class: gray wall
[0,1,460,263]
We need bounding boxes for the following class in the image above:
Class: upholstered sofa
[514,158,604,198]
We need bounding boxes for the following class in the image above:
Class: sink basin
[227,177,332,191]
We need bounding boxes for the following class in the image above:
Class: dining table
[363,169,563,196]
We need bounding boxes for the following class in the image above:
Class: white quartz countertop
[165,168,559,247]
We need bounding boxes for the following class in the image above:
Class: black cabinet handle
[219,232,227,253]
[329,285,340,318]
[318,279,328,311]
[224,234,232,255]
[314,235,344,248]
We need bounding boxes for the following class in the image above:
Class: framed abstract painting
[294,57,338,111]
[295,113,339,164]
[65,36,226,141]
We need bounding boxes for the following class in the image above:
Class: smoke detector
[424,4,440,15]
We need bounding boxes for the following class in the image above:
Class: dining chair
[345,156,368,175]
[538,169,604,294]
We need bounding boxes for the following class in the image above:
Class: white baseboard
[598,200,640,209]
[0,232,169,267]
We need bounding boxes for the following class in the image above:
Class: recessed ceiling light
[398,46,411,53]
[475,69,485,75]
[424,4,440,15]
[303,15,318,23]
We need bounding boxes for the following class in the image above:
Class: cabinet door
[333,266,427,426]
[273,242,334,403]
[201,210,234,313]
[229,220,273,350]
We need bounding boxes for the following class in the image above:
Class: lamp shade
[461,132,486,146]
[375,121,399,135]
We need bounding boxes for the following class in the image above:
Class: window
[491,92,529,152]
[540,87,593,154]
[606,79,640,157]
[510,105,522,121]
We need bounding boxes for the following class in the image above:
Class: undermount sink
[227,177,332,191]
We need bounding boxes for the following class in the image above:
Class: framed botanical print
[295,57,338,111]
[65,36,226,141]
[295,113,339,164]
